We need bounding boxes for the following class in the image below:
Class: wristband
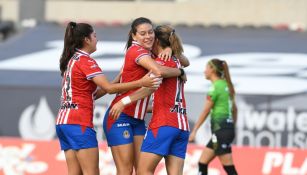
[149,73,156,77]
[121,96,132,105]
[179,68,185,76]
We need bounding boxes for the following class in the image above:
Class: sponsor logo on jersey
[60,102,78,109]
[170,105,187,115]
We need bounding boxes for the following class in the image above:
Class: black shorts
[206,128,235,155]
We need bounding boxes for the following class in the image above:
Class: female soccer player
[189,59,238,175]
[103,18,185,175]
[56,21,159,175]
[110,25,190,175]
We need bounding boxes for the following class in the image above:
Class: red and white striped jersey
[108,41,152,122]
[149,56,189,131]
[56,49,104,128]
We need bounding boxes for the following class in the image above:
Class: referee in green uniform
[189,58,238,175]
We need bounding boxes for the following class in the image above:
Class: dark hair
[59,22,94,76]
[125,17,153,50]
[209,58,237,119]
[154,25,183,56]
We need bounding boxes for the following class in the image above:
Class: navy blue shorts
[56,124,98,151]
[141,126,189,159]
[103,108,146,147]
[207,128,235,155]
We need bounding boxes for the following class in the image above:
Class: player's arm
[158,47,189,68]
[92,72,159,94]
[138,55,184,78]
[111,71,122,84]
[94,71,123,100]
[94,88,107,100]
[189,97,214,142]
[110,87,157,119]
[176,54,190,67]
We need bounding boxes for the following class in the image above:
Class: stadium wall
[0,0,306,29]
[0,0,19,22]
[45,0,306,28]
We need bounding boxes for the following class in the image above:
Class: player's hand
[110,101,125,120]
[159,47,172,61]
[140,71,162,88]
[180,73,187,83]
[189,130,196,142]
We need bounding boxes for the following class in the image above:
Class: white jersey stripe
[57,62,70,125]
[62,59,76,124]
[59,106,67,124]
[63,109,70,124]
[135,53,151,64]
[180,82,187,130]
[86,71,104,80]
[59,109,66,124]
[177,77,186,130]
[175,77,182,130]
[175,59,187,130]
[56,110,63,124]
[177,113,182,129]
[140,97,148,120]
[58,70,68,124]
[134,100,141,119]
[60,71,67,103]
[175,59,182,129]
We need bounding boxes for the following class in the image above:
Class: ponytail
[155,25,184,56]
[222,61,237,122]
[222,61,235,100]
[59,22,94,76]
[209,59,237,121]
[59,22,76,76]
[168,29,183,56]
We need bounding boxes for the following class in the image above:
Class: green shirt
[207,79,233,131]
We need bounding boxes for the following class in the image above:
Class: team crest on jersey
[123,130,130,139]
[72,54,80,60]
